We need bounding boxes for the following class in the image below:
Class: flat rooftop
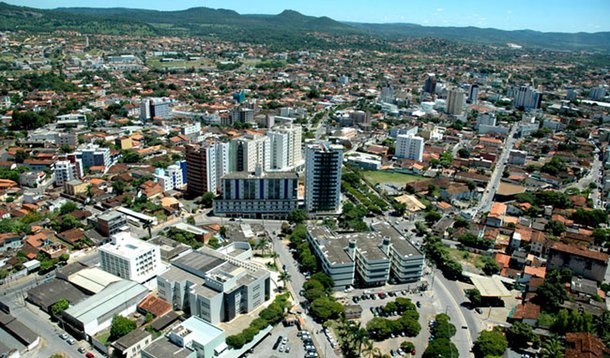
[173,251,224,277]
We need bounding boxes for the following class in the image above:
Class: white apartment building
[395,134,424,162]
[180,121,201,136]
[206,141,229,194]
[74,144,112,169]
[267,125,303,171]
[55,160,80,187]
[155,164,184,192]
[230,135,270,172]
[99,232,163,285]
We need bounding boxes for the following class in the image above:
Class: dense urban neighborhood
[0,2,610,358]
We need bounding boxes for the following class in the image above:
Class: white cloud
[436,7,444,12]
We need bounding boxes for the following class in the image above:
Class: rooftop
[113,329,151,351]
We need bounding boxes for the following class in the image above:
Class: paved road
[475,124,518,217]
[271,231,339,358]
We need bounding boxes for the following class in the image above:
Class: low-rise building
[96,211,128,237]
[547,242,608,282]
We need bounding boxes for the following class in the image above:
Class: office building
[99,232,163,284]
[267,125,303,170]
[395,134,424,162]
[230,135,270,173]
[446,88,465,116]
[186,142,229,196]
[181,122,201,137]
[214,169,298,219]
[305,141,343,213]
[157,244,271,325]
[424,74,436,94]
[306,221,424,289]
[229,107,255,125]
[56,113,87,128]
[380,82,395,103]
[477,113,497,127]
[511,86,542,110]
[468,84,479,104]
[73,144,112,169]
[96,211,128,237]
[140,98,171,121]
[62,280,149,338]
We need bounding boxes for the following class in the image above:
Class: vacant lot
[362,171,425,186]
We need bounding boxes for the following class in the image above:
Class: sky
[6,0,610,33]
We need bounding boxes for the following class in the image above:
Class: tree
[112,180,127,195]
[142,219,153,239]
[423,338,458,358]
[535,271,568,312]
[51,299,69,317]
[425,210,441,225]
[310,296,343,321]
[594,311,610,341]
[226,334,246,349]
[59,201,78,215]
[432,314,456,339]
[506,322,538,350]
[400,341,415,354]
[473,329,508,358]
[109,315,136,341]
[58,253,69,262]
[466,288,482,307]
[545,220,566,236]
[540,335,565,358]
[14,150,29,164]
[458,148,470,158]
[11,111,46,130]
[278,271,291,290]
[59,144,71,154]
[201,192,215,208]
[121,150,142,163]
[366,318,391,340]
[310,272,334,291]
[303,279,326,302]
[287,209,308,224]
[208,236,221,249]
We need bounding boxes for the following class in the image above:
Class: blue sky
[6,0,610,33]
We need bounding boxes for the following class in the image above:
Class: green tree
[425,210,441,225]
[423,338,458,358]
[59,253,69,262]
[109,315,136,341]
[482,258,500,275]
[121,150,142,164]
[545,220,566,236]
[366,317,391,340]
[466,288,482,307]
[226,334,246,349]
[310,296,343,321]
[540,335,565,358]
[473,329,508,358]
[400,341,415,354]
[201,192,215,208]
[59,201,78,215]
[112,180,127,195]
[432,314,456,339]
[287,209,308,224]
[208,236,221,249]
[51,299,69,317]
[310,272,334,291]
[506,322,538,350]
[11,111,46,130]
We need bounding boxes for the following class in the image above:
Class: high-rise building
[589,85,607,100]
[73,144,112,169]
[424,74,437,94]
[185,143,229,196]
[395,134,424,162]
[380,83,394,103]
[99,232,163,284]
[230,135,270,173]
[214,169,299,219]
[305,142,343,213]
[468,84,479,104]
[511,86,542,110]
[154,164,185,192]
[267,125,302,171]
[140,98,171,121]
[55,160,80,187]
[446,88,465,116]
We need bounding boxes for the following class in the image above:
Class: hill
[1,2,609,52]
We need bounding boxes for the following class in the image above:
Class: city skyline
[5,0,610,33]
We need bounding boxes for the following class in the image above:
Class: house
[0,233,23,252]
[111,329,152,358]
[509,303,540,326]
[486,202,507,227]
[565,332,610,358]
[547,242,609,282]
[439,184,472,202]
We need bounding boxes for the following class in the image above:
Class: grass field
[362,171,425,186]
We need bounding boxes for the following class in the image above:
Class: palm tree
[143,219,153,239]
[362,340,377,358]
[278,271,291,290]
[540,335,565,358]
[594,311,610,338]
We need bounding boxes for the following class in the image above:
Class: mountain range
[1,2,609,52]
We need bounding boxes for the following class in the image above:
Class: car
[411,349,416,355]
[475,307,483,314]
[78,347,86,353]
[285,346,291,353]
[416,301,421,308]
[85,353,94,358]
[59,333,69,340]
[402,290,407,295]
[370,307,376,313]
[390,349,396,357]
[400,331,406,337]
[67,338,76,345]
[282,337,288,344]
[279,345,285,353]
[391,333,396,338]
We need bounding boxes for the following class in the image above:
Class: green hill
[1,2,609,52]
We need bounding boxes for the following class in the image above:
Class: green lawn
[362,171,425,186]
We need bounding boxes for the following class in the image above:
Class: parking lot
[247,322,307,358]
[339,287,438,357]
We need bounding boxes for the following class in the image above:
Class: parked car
[77,347,86,353]
[59,333,69,340]
[67,338,76,345]
[85,353,94,358]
